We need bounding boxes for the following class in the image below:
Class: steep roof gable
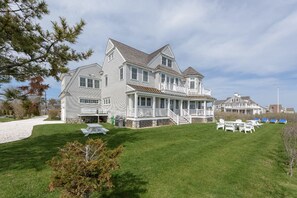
[109,39,168,67]
[183,67,204,77]
[60,63,101,97]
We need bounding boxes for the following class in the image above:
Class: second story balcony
[160,83,211,96]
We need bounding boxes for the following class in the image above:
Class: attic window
[162,56,172,67]
[108,52,114,62]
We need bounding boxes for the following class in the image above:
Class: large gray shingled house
[60,39,215,128]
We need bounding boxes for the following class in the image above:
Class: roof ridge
[110,38,149,55]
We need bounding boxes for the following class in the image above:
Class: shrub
[283,124,297,176]
[10,100,25,119]
[48,109,60,120]
[49,139,123,198]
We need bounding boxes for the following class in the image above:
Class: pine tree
[0,0,93,83]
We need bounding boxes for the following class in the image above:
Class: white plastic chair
[216,119,225,130]
[225,123,236,132]
[239,123,253,133]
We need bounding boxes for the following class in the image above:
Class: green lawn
[0,117,16,122]
[0,123,297,197]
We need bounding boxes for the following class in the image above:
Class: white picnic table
[81,123,109,136]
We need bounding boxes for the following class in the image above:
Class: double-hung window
[131,67,137,80]
[190,78,195,89]
[168,59,172,67]
[162,57,167,65]
[87,79,93,88]
[143,70,148,82]
[94,80,100,88]
[162,56,172,67]
[80,77,86,87]
[161,74,165,83]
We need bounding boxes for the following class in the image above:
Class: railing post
[177,115,179,125]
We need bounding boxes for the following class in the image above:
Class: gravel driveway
[0,116,64,144]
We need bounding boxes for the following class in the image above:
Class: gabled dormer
[147,45,182,75]
[183,67,204,91]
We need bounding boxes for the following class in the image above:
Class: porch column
[187,100,190,114]
[167,98,170,115]
[204,101,206,116]
[153,96,156,117]
[180,100,183,116]
[128,95,132,117]
[134,93,138,118]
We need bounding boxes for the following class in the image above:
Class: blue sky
[2,0,297,110]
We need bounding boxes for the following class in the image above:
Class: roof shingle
[183,67,203,77]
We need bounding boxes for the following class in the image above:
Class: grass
[0,123,297,197]
[0,117,16,122]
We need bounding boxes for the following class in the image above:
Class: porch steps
[178,116,190,125]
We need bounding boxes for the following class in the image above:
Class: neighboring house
[59,63,106,123]
[214,93,265,115]
[61,39,215,128]
[268,104,283,113]
[284,107,295,114]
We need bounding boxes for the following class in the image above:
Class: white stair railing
[168,109,179,125]
[182,110,192,123]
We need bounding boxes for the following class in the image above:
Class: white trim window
[80,98,99,104]
[142,70,148,82]
[87,78,93,88]
[131,67,138,80]
[94,80,100,88]
[161,73,165,83]
[119,67,124,80]
[138,97,152,107]
[162,56,172,67]
[80,77,86,87]
[189,78,195,89]
[107,52,114,62]
[103,97,111,105]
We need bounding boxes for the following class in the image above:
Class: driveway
[0,116,64,144]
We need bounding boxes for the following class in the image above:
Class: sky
[2,0,297,110]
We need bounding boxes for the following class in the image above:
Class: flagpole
[277,87,279,113]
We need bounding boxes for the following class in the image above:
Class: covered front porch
[126,92,214,124]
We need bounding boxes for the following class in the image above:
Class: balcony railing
[160,83,187,93]
[160,83,211,96]
[127,108,214,118]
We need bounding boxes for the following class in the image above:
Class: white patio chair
[216,119,225,130]
[239,123,253,133]
[225,123,236,132]
[246,121,256,132]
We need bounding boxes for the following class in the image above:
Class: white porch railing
[168,109,179,124]
[160,83,211,96]
[189,109,214,116]
[160,83,187,93]
[127,108,213,118]
[155,108,168,117]
[127,108,153,117]
[187,88,211,96]
[182,110,192,123]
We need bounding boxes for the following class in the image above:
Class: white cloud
[10,0,295,109]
